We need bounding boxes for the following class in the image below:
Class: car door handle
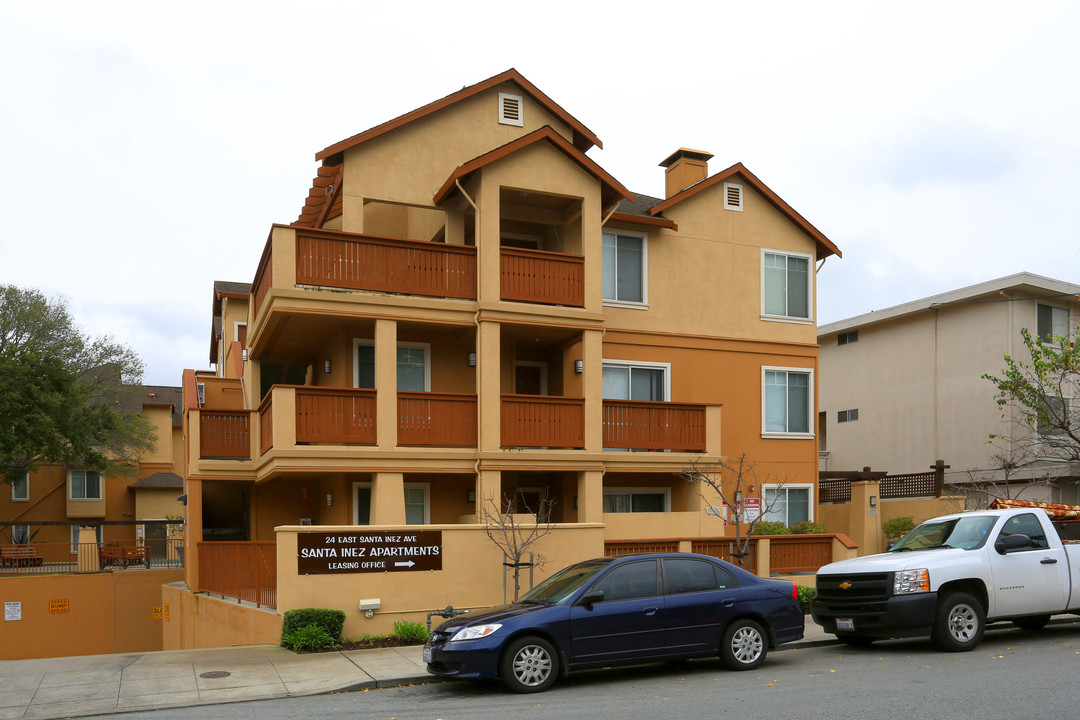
[1041,557,1058,564]
[642,606,659,616]
[721,599,736,607]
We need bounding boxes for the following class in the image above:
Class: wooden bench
[1,545,44,568]
[122,545,151,569]
[100,544,125,568]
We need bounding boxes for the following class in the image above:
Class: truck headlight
[448,624,502,641]
[894,569,930,595]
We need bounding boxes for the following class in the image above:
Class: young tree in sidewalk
[0,285,156,485]
[481,493,555,602]
[679,454,787,570]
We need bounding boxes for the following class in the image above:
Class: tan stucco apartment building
[819,273,1080,503]
[177,70,841,639]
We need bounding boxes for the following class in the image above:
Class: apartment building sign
[297,531,443,574]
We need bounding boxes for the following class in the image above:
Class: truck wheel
[932,592,984,652]
[500,636,558,693]
[1012,614,1051,631]
[839,635,875,647]
[720,619,768,670]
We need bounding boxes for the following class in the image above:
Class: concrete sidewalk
[0,624,839,719]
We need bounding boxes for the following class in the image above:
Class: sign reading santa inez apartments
[297,531,443,574]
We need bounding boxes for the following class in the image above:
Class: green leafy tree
[983,326,1080,464]
[0,286,156,484]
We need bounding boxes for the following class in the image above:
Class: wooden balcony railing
[500,247,584,307]
[259,398,273,456]
[501,395,584,448]
[296,387,377,445]
[252,237,273,318]
[398,392,477,447]
[602,400,707,451]
[199,411,252,459]
[296,229,476,299]
[768,535,833,574]
[197,541,277,609]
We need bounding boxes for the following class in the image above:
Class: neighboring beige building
[819,273,1080,503]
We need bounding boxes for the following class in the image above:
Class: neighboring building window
[762,250,810,320]
[69,470,102,500]
[1036,395,1069,437]
[12,525,30,544]
[837,330,859,345]
[762,485,812,526]
[12,473,29,501]
[1037,304,1068,342]
[837,409,859,423]
[602,232,646,305]
[602,489,668,513]
[763,368,812,435]
[353,340,431,391]
[601,361,668,402]
[70,525,103,553]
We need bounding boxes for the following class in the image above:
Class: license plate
[423,647,433,663]
[836,618,854,632]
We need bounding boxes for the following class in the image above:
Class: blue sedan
[424,553,804,692]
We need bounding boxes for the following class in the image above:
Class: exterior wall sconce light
[324,359,332,373]
[326,493,334,507]
[468,352,477,367]
[869,496,877,507]
[574,359,583,373]
[242,348,248,361]
[467,489,476,503]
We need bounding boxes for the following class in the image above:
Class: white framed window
[602,360,669,401]
[69,470,103,501]
[762,249,812,321]
[837,330,859,345]
[12,473,29,502]
[762,484,813,525]
[498,92,524,126]
[762,367,813,437]
[352,481,429,525]
[12,525,30,544]
[723,182,744,211]
[1037,304,1069,343]
[602,231,647,306]
[70,525,103,554]
[353,340,431,391]
[837,408,859,423]
[602,488,669,513]
[233,321,247,341]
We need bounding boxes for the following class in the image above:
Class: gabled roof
[128,472,183,489]
[649,162,841,259]
[315,69,602,164]
[433,126,632,210]
[609,193,677,230]
[818,272,1080,336]
[210,281,251,363]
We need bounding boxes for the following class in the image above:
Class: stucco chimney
[659,148,714,199]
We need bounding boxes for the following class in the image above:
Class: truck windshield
[890,516,997,551]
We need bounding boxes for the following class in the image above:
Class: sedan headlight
[449,624,502,641]
[894,569,930,595]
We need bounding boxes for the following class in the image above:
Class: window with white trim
[12,473,29,501]
[601,361,669,402]
[762,484,813,526]
[69,470,102,500]
[602,488,669,513]
[1037,304,1068,342]
[837,408,859,423]
[12,525,30,544]
[353,340,431,391]
[762,250,811,320]
[763,367,813,436]
[352,481,429,525]
[602,232,646,305]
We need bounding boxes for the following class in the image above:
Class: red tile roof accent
[295,164,342,228]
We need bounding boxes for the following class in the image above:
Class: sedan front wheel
[500,636,559,693]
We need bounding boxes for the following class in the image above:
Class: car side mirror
[995,533,1032,554]
[578,589,604,606]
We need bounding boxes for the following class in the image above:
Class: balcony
[500,247,584,307]
[501,395,585,448]
[602,400,707,452]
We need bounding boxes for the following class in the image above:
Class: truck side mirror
[995,533,1031,554]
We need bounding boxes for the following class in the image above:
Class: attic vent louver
[723,182,744,211]
[499,92,524,127]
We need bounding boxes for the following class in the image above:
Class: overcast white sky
[2,2,1078,386]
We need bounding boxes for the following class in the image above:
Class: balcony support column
[474,469,502,522]
[376,319,398,450]
[478,320,501,452]
[184,478,203,593]
[273,387,296,450]
[576,470,604,524]
[371,472,406,525]
[582,329,604,453]
[476,177,501,303]
[706,405,723,457]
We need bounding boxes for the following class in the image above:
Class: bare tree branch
[481,493,555,601]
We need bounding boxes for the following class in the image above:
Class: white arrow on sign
[394,560,415,568]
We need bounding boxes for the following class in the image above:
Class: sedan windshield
[890,516,997,551]
[519,560,610,605]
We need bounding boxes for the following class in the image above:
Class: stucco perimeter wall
[818,495,963,555]
[0,569,183,661]
[277,524,605,639]
[161,583,281,651]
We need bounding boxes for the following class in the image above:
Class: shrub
[391,620,430,644]
[282,623,337,652]
[789,521,828,534]
[750,521,790,536]
[281,608,345,644]
[883,516,916,540]
[797,585,816,613]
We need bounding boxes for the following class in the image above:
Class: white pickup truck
[811,500,1080,651]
